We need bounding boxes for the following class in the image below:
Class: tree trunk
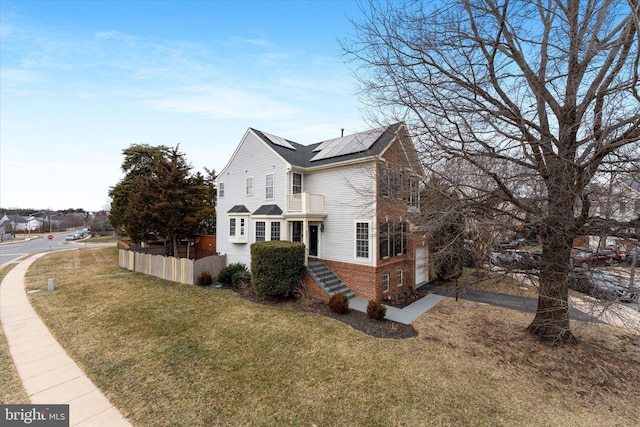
[526,179,578,344]
[172,236,179,258]
[527,236,577,344]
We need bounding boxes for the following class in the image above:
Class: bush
[328,293,349,314]
[232,270,252,288]
[251,241,305,297]
[217,263,248,287]
[366,300,387,321]
[196,271,213,287]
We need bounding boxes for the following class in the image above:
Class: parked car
[570,249,620,268]
[626,247,640,265]
[595,249,622,264]
[530,249,543,269]
[569,271,638,302]
[65,234,79,241]
[495,249,536,269]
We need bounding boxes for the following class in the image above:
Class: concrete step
[306,260,356,300]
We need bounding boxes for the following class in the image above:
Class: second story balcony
[286,193,327,219]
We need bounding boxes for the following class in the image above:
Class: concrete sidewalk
[0,253,132,427]
[349,293,446,324]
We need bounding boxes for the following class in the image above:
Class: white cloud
[146,85,300,120]
[94,30,141,45]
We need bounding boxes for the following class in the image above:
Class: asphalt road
[418,282,603,323]
[0,233,76,266]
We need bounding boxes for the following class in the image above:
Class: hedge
[251,241,305,297]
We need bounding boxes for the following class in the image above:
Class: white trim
[228,213,250,243]
[291,172,303,194]
[255,220,266,242]
[382,273,390,293]
[217,128,291,178]
[265,173,274,200]
[246,176,254,196]
[354,220,371,261]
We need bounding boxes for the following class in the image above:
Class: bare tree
[344,0,640,343]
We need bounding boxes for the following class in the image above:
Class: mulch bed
[207,283,418,339]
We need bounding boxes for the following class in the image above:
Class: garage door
[415,246,428,285]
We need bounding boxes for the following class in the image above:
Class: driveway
[418,283,602,323]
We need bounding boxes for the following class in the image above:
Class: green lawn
[22,247,640,426]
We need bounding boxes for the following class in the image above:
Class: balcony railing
[287,192,325,214]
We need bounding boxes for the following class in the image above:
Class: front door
[309,225,319,257]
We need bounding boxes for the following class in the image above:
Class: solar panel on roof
[313,136,342,152]
[262,132,296,150]
[310,126,387,161]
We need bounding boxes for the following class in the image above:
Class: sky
[0,0,371,212]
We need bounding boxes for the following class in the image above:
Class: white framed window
[255,221,266,242]
[270,221,281,241]
[355,221,370,259]
[397,269,403,286]
[246,177,254,196]
[266,174,274,199]
[382,274,389,293]
[228,215,249,243]
[292,221,303,243]
[292,173,302,194]
[409,178,419,209]
[229,218,236,237]
[218,182,225,198]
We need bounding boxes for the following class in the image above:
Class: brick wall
[317,257,416,302]
[302,273,330,302]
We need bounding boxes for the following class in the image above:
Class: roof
[251,123,404,168]
[6,215,27,223]
[227,205,250,214]
[253,204,284,216]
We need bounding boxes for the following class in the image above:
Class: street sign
[47,234,54,241]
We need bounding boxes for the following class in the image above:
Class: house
[0,214,28,232]
[216,122,429,301]
[587,177,640,250]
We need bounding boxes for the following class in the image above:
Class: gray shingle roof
[253,204,283,215]
[227,205,250,213]
[251,123,403,168]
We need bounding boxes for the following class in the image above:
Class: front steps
[306,259,355,299]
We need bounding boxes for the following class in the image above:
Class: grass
[84,235,117,244]
[23,247,640,426]
[0,263,30,403]
[459,268,540,298]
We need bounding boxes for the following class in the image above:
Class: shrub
[251,241,305,297]
[366,300,387,321]
[232,270,252,288]
[328,293,349,314]
[196,271,213,287]
[217,263,248,287]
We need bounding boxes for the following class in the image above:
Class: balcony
[286,193,327,219]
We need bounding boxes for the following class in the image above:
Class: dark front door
[309,225,319,257]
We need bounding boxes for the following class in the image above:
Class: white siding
[216,131,289,267]
[305,162,377,265]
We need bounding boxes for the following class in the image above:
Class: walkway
[0,253,132,426]
[349,293,446,325]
